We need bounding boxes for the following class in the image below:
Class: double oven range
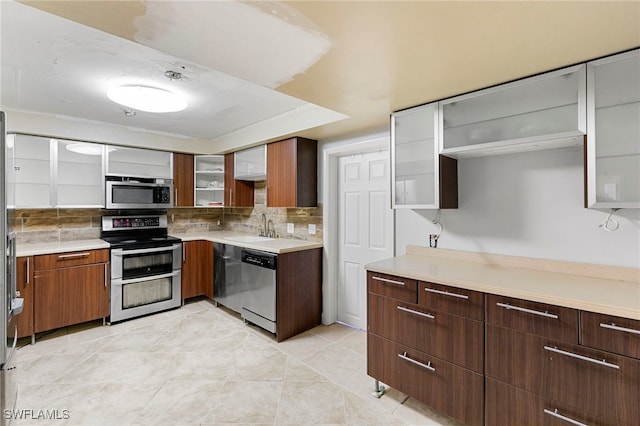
[101,213,182,323]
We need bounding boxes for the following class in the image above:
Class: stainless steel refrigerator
[1,111,23,425]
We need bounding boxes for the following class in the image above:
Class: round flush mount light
[107,85,188,113]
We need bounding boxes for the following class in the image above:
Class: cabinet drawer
[368,293,484,373]
[367,271,417,303]
[487,294,579,343]
[419,281,484,320]
[35,249,109,270]
[581,311,640,360]
[486,324,640,426]
[486,378,617,426]
[368,334,484,426]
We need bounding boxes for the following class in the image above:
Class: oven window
[112,186,154,204]
[122,277,173,309]
[123,252,173,279]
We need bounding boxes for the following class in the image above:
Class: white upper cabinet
[234,145,266,181]
[392,103,457,209]
[106,146,173,179]
[56,139,104,207]
[440,65,586,158]
[10,135,105,208]
[194,155,224,207]
[11,134,52,208]
[586,49,640,208]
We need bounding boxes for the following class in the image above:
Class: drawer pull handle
[543,408,588,426]
[496,302,559,319]
[58,252,91,259]
[600,322,640,336]
[397,306,435,320]
[26,258,30,285]
[543,346,620,370]
[372,276,405,286]
[424,287,469,300]
[398,352,435,372]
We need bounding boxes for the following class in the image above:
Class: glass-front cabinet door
[56,139,104,207]
[107,146,173,179]
[392,103,440,208]
[12,134,52,208]
[586,49,640,208]
[440,65,586,158]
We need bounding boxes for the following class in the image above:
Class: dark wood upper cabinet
[267,137,317,207]
[224,153,254,207]
[173,153,194,207]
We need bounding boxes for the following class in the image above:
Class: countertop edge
[171,233,322,254]
[17,240,110,257]
[366,255,640,321]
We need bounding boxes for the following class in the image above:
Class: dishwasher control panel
[241,249,277,269]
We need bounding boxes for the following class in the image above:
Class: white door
[337,150,394,329]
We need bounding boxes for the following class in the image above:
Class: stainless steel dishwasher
[213,243,277,334]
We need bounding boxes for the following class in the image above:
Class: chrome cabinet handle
[424,287,469,300]
[543,346,620,369]
[496,302,559,319]
[229,188,233,206]
[26,258,30,285]
[104,264,108,287]
[174,189,178,206]
[398,352,435,372]
[397,306,435,320]
[58,252,90,259]
[543,408,587,426]
[600,322,640,336]
[372,276,405,286]
[183,247,186,262]
[112,244,182,256]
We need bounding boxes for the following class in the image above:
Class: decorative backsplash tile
[15,186,323,244]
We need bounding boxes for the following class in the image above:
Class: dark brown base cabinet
[366,270,640,426]
[366,271,485,426]
[181,240,213,300]
[33,249,109,334]
[16,256,34,338]
[276,248,322,342]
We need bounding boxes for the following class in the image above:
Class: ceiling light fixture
[107,85,188,113]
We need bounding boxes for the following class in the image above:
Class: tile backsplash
[15,183,323,244]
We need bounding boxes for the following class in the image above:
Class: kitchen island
[365,246,639,426]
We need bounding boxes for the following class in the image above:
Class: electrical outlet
[308,224,316,235]
[287,223,294,234]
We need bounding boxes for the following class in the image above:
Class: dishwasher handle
[241,249,277,270]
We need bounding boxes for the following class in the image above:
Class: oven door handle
[111,243,182,257]
[111,270,180,286]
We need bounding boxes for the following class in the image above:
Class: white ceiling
[0,0,345,152]
[1,1,639,154]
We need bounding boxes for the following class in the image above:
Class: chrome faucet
[260,213,267,237]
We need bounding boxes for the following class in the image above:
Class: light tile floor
[15,300,464,425]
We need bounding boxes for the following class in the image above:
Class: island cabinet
[224,153,254,207]
[181,240,213,300]
[32,249,109,333]
[367,272,485,426]
[485,294,639,426]
[16,256,34,339]
[266,137,317,207]
[173,152,194,207]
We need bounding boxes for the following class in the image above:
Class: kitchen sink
[225,235,275,243]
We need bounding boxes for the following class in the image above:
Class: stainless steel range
[101,214,182,323]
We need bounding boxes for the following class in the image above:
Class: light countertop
[366,246,640,320]
[17,239,110,257]
[172,231,322,254]
[17,232,322,257]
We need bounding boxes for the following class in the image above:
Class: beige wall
[15,183,322,244]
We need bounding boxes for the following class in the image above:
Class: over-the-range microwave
[105,176,173,209]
